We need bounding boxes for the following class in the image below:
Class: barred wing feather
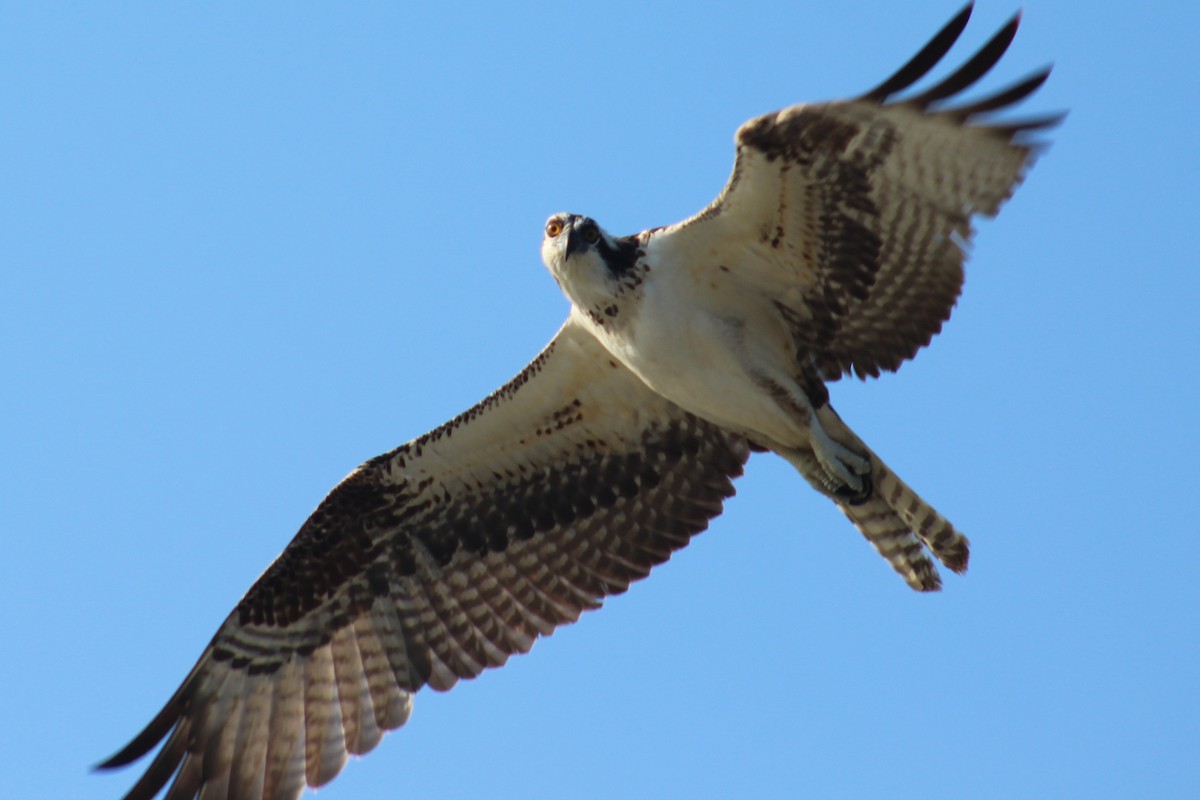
[99,319,749,800]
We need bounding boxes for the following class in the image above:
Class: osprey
[101,5,1060,799]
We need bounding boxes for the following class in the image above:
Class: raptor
[101,5,1060,798]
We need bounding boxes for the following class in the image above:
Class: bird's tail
[838,444,969,591]
[781,408,970,592]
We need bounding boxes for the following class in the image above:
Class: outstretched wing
[656,3,1062,380]
[99,318,749,800]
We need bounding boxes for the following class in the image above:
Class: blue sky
[3,1,1198,798]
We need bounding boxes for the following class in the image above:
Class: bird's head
[540,213,639,309]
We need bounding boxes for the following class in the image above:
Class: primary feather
[101,5,1059,798]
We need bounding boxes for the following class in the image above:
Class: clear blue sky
[3,2,1197,798]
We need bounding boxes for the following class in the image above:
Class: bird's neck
[564,258,649,334]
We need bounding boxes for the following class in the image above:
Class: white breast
[581,247,810,449]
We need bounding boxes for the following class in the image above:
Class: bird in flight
[100,5,1060,798]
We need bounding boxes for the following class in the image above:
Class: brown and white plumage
[667,6,1056,384]
[101,5,1059,798]
[101,321,748,799]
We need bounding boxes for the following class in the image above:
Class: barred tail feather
[838,448,970,592]
[777,406,971,592]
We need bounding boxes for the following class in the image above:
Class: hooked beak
[564,223,588,261]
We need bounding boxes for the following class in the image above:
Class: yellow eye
[545,219,564,238]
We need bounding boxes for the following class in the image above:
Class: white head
[540,213,640,313]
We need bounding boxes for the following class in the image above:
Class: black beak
[564,225,588,260]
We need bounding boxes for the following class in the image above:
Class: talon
[835,472,873,505]
[809,421,872,500]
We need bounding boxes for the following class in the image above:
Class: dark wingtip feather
[993,111,1068,139]
[857,3,974,103]
[109,726,192,800]
[856,8,1060,144]
[945,66,1052,120]
[93,693,183,771]
[906,11,1022,108]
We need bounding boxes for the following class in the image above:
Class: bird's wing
[654,4,1061,380]
[99,317,749,800]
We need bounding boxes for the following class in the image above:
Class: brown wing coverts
[736,3,1060,380]
[98,7,1060,798]
[99,327,749,800]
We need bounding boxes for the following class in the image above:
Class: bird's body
[100,6,1061,799]
[587,278,799,447]
[546,211,953,583]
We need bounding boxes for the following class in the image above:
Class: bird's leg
[757,375,872,501]
[807,416,872,500]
